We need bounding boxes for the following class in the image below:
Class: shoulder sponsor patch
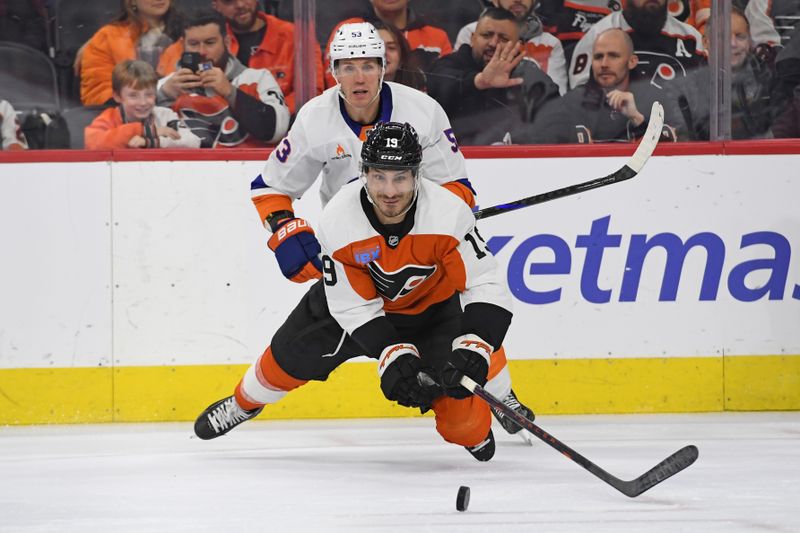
[354,244,381,264]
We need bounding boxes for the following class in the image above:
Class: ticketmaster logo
[487,215,799,304]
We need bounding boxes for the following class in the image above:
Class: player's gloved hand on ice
[267,217,323,283]
[440,334,492,399]
[378,343,438,409]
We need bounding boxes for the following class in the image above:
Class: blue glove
[267,218,323,282]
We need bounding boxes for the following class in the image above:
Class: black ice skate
[491,389,535,437]
[465,429,495,462]
[194,396,263,440]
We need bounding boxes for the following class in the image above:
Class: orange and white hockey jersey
[250,81,474,224]
[317,178,512,355]
[158,56,290,148]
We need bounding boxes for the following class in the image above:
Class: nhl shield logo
[387,235,400,247]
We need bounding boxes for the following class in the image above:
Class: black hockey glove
[440,334,492,399]
[378,343,438,409]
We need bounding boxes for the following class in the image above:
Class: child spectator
[372,20,427,91]
[85,60,200,149]
[0,99,29,150]
[80,0,184,106]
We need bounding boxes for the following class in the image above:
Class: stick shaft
[473,101,664,221]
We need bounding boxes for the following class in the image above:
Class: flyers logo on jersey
[367,262,437,301]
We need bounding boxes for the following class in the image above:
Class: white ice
[1,412,798,533]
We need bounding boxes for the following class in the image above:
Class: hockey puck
[456,485,470,512]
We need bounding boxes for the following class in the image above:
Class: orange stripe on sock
[234,382,263,411]
[258,346,308,392]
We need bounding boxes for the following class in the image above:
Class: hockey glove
[267,217,323,283]
[378,343,439,409]
[440,334,492,399]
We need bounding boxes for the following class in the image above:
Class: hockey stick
[473,101,664,220]
[460,375,699,498]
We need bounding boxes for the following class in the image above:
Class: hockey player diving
[197,122,522,460]
[193,22,534,449]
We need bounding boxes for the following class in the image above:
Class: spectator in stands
[0,0,49,54]
[568,0,706,93]
[523,28,669,143]
[771,84,800,137]
[324,0,453,86]
[212,0,324,113]
[427,7,559,145]
[455,0,568,94]
[157,9,289,148]
[671,7,778,140]
[372,20,427,91]
[771,23,800,137]
[0,99,29,150]
[80,0,184,106]
[535,0,620,65]
[85,60,200,149]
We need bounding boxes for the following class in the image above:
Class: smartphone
[179,52,202,72]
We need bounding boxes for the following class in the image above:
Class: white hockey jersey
[250,81,471,223]
[455,21,568,95]
[317,178,512,353]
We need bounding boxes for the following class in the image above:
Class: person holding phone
[157,9,290,147]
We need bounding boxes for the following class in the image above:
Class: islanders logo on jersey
[331,143,353,161]
[367,262,437,302]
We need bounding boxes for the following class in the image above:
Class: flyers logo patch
[367,263,437,301]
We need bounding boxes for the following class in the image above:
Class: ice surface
[1,412,798,532]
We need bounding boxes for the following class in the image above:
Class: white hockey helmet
[329,22,386,72]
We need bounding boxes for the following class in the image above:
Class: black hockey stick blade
[460,375,698,498]
[473,101,665,220]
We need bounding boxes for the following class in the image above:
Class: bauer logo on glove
[267,217,323,283]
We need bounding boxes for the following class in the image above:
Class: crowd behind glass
[1,0,798,151]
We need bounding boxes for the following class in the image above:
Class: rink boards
[0,147,798,423]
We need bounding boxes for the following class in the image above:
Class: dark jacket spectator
[428,7,559,145]
[523,28,668,143]
[771,85,800,138]
[456,0,568,94]
[670,7,779,140]
[323,0,452,87]
[0,0,49,54]
[213,0,324,113]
